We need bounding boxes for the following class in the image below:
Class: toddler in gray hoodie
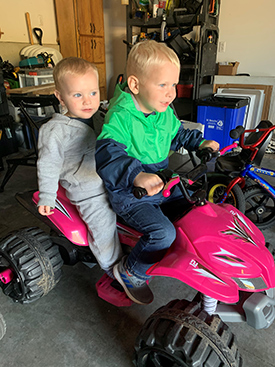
[37,57,122,277]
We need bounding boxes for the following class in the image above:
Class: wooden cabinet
[54,0,107,99]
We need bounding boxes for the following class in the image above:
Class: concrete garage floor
[0,154,275,367]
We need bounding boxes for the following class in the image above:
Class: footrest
[96,273,133,307]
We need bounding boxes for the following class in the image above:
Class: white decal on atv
[55,199,71,219]
[230,211,254,233]
[193,268,226,284]
[213,248,246,268]
[222,214,258,248]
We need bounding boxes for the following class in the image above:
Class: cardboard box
[218,62,240,76]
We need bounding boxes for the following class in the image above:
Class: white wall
[217,0,275,77]
[0,0,57,44]
[1,0,274,94]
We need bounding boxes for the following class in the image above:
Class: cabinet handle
[90,23,95,33]
[91,39,93,49]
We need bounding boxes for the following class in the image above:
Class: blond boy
[96,41,219,304]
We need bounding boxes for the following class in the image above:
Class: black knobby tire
[207,176,245,213]
[244,186,275,230]
[0,312,6,340]
[0,227,63,304]
[135,299,243,367]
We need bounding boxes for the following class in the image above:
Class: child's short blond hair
[126,40,180,80]
[53,57,98,91]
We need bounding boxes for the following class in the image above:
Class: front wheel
[244,186,275,230]
[207,175,245,213]
[135,299,243,367]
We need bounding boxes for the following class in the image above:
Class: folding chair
[0,94,59,192]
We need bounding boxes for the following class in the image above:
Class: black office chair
[0,94,59,192]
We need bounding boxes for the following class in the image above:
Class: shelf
[128,12,219,30]
[128,14,195,29]
[126,0,220,121]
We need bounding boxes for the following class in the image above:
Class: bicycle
[206,119,275,229]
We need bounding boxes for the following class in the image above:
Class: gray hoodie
[37,111,105,208]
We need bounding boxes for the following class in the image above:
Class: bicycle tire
[207,175,245,213]
[244,186,275,230]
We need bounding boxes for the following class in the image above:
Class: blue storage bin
[197,96,249,148]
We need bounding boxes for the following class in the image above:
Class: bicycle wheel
[244,186,275,230]
[207,175,245,213]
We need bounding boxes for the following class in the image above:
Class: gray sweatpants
[71,192,123,273]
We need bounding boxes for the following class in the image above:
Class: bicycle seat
[215,120,273,173]
[241,120,273,166]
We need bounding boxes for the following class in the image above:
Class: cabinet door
[76,0,104,37]
[90,0,104,36]
[79,36,105,64]
[54,0,78,57]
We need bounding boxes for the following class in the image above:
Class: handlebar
[133,148,214,204]
[230,126,245,139]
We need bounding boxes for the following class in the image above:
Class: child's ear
[127,75,139,95]
[54,89,65,106]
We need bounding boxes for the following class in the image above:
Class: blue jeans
[119,187,185,280]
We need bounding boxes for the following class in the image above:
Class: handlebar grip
[133,187,147,199]
[230,125,245,139]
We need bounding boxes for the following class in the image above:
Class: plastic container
[18,68,54,88]
[197,96,249,148]
[177,83,193,99]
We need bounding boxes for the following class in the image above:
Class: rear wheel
[0,227,63,303]
[207,176,245,213]
[244,186,275,230]
[135,299,243,367]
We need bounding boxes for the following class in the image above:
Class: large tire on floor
[0,312,6,340]
[0,227,63,304]
[134,299,243,367]
[244,186,275,230]
[207,176,246,213]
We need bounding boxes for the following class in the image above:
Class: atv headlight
[233,277,267,290]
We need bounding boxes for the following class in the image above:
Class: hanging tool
[25,12,34,45]
[33,28,43,46]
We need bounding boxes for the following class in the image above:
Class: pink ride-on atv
[1,148,275,366]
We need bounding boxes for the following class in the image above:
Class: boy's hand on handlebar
[38,205,54,216]
[133,172,164,196]
[199,139,220,152]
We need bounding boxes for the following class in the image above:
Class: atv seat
[215,120,273,173]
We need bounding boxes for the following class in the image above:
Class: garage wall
[0,0,126,98]
[217,0,275,76]
[0,0,274,96]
